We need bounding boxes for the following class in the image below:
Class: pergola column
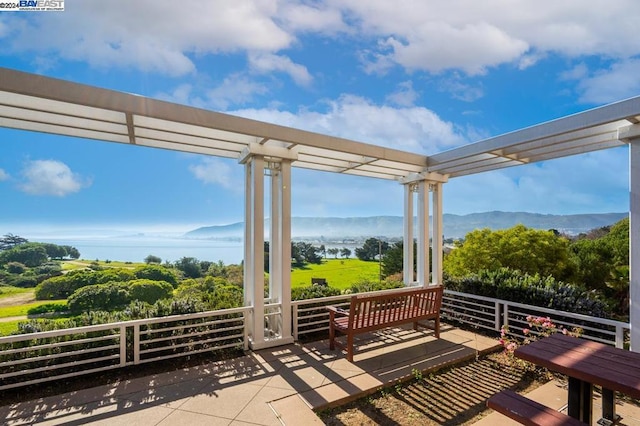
[403,183,415,284]
[241,147,296,350]
[416,180,430,287]
[631,139,640,352]
[431,182,444,285]
[402,173,447,287]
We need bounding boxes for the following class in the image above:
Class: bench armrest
[326,305,349,318]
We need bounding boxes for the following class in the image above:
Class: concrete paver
[0,324,500,425]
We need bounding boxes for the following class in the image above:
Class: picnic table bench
[327,285,443,362]
[487,389,585,426]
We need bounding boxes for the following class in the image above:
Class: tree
[0,234,28,250]
[444,225,573,280]
[175,257,202,278]
[355,238,388,261]
[0,243,48,267]
[327,248,339,259]
[381,241,419,278]
[62,245,81,259]
[340,247,352,259]
[144,254,162,264]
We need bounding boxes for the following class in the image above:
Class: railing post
[120,324,127,367]
[616,326,625,349]
[133,323,140,364]
[494,301,501,331]
[503,304,509,330]
[292,304,299,340]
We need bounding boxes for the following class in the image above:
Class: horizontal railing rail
[0,288,630,391]
[0,306,249,391]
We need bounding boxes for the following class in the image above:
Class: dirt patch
[318,353,548,426]
[0,292,35,308]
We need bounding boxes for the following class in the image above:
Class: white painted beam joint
[238,144,298,164]
[398,171,449,184]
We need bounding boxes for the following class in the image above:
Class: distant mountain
[183,211,627,240]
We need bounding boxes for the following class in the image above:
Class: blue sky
[1,1,639,237]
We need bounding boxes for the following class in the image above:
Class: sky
[1,0,639,237]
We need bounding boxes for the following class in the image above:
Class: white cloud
[0,168,8,181]
[386,81,419,107]
[439,77,484,102]
[3,0,294,75]
[232,94,466,154]
[19,160,90,196]
[575,59,640,104]
[248,52,313,86]
[189,157,240,190]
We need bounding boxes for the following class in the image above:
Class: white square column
[268,160,293,344]
[244,156,265,348]
[403,183,415,285]
[431,182,444,285]
[631,140,640,352]
[416,180,430,287]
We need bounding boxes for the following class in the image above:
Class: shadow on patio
[0,324,499,425]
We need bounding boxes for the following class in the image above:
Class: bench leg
[434,317,440,338]
[347,333,354,362]
[329,324,335,350]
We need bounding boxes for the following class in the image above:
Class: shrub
[6,262,26,274]
[127,279,173,304]
[291,285,341,300]
[27,302,68,315]
[134,265,178,286]
[445,268,607,318]
[346,278,405,294]
[10,275,38,288]
[67,282,131,314]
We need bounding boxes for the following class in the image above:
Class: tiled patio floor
[0,323,499,425]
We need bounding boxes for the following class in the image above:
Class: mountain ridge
[184,211,627,240]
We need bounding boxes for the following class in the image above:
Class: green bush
[6,262,26,274]
[444,268,607,318]
[67,282,131,314]
[26,302,68,315]
[127,279,173,304]
[134,265,178,286]
[346,278,405,294]
[291,285,341,300]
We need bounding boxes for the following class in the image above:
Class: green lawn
[0,320,21,336]
[291,258,380,291]
[0,300,67,319]
[62,259,146,271]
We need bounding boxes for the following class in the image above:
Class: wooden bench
[487,389,586,426]
[327,286,443,362]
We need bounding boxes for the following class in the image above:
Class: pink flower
[562,329,568,335]
[523,328,530,335]
[507,342,517,352]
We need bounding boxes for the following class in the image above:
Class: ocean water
[36,237,245,264]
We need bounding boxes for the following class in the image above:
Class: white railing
[0,306,248,391]
[292,289,630,349]
[0,289,631,391]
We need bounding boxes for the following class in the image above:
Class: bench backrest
[348,286,443,330]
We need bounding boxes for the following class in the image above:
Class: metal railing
[0,289,630,391]
[0,306,248,391]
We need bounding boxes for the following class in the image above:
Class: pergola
[1,67,639,350]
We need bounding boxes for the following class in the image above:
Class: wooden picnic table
[514,333,640,425]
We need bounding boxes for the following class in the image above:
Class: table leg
[598,388,622,426]
[568,377,593,423]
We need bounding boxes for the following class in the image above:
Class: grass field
[62,259,146,271]
[0,300,67,319]
[290,258,380,290]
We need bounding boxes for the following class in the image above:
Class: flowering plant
[499,315,582,373]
